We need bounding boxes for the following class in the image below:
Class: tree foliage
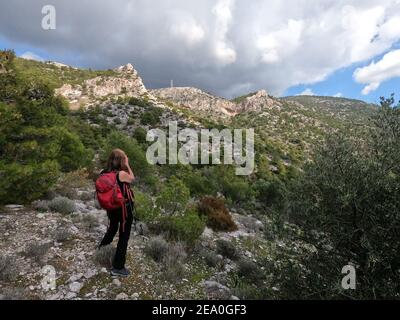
[287,96,400,298]
[0,50,92,204]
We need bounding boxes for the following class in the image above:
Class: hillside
[2,52,397,301]
[283,95,377,126]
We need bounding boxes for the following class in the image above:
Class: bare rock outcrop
[150,87,238,117]
[55,63,148,109]
[151,87,282,117]
[236,90,282,113]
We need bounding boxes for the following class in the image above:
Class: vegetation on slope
[1,49,399,299]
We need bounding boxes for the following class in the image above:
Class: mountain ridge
[16,57,376,117]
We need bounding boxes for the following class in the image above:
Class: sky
[1,0,400,103]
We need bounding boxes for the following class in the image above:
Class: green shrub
[133,127,147,144]
[285,97,400,299]
[237,259,263,283]
[216,239,239,260]
[48,196,76,214]
[134,191,158,223]
[159,209,206,244]
[0,50,18,102]
[53,127,93,172]
[126,117,136,126]
[202,249,221,268]
[55,169,91,190]
[197,196,237,232]
[209,166,254,203]
[128,97,152,109]
[0,53,93,205]
[140,108,163,126]
[182,170,216,196]
[156,176,190,215]
[254,178,286,209]
[144,236,169,262]
[231,280,264,300]
[0,160,60,205]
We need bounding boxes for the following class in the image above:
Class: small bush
[165,242,187,263]
[32,200,49,212]
[160,209,206,244]
[238,215,263,233]
[202,249,220,268]
[162,242,187,282]
[128,97,152,109]
[134,191,158,223]
[156,176,190,216]
[0,256,18,281]
[0,160,60,205]
[53,228,72,242]
[237,259,263,283]
[216,239,240,261]
[56,188,79,200]
[231,280,263,300]
[93,245,115,268]
[144,236,169,263]
[140,108,162,126]
[79,214,100,232]
[55,169,91,191]
[198,196,237,232]
[126,117,136,126]
[79,191,93,201]
[22,242,51,264]
[133,127,147,144]
[48,196,76,214]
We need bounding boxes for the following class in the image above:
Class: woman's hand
[119,154,135,183]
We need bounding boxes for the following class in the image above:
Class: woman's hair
[106,149,126,172]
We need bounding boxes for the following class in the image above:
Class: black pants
[99,202,134,270]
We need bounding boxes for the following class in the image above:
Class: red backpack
[95,171,124,210]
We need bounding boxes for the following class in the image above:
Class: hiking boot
[111,268,130,277]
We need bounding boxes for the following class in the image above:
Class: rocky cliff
[150,87,238,117]
[55,63,148,109]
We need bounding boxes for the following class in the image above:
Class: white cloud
[20,51,44,62]
[298,88,315,96]
[170,19,205,47]
[257,19,304,64]
[1,0,400,97]
[168,10,205,47]
[212,0,236,65]
[334,92,343,98]
[353,49,400,95]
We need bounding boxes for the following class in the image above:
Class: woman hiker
[98,149,135,277]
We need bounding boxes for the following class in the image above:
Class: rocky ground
[0,183,269,300]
